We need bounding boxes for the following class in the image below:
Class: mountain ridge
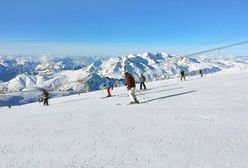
[1,52,248,95]
[0,52,248,92]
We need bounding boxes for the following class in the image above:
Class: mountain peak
[1,52,248,97]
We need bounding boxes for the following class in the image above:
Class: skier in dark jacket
[180,71,186,81]
[139,74,147,90]
[124,72,139,104]
[199,69,203,77]
[41,89,49,106]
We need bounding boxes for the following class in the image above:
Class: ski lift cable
[175,33,248,56]
[184,40,248,57]
[168,29,248,54]
[169,29,248,53]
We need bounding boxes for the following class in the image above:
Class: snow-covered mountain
[1,53,248,95]
[1,52,248,107]
[0,55,100,82]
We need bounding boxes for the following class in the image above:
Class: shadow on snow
[138,87,183,95]
[141,90,197,104]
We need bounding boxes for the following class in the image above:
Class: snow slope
[1,53,248,107]
[0,70,248,168]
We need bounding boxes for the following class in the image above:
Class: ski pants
[43,98,49,106]
[128,87,138,102]
[107,87,111,96]
[140,82,146,90]
[180,75,186,81]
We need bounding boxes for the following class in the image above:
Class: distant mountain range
[1,53,248,94]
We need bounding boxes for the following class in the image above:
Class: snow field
[0,71,248,168]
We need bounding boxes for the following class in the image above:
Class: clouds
[0,40,247,57]
[0,41,168,56]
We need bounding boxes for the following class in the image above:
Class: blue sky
[0,0,248,56]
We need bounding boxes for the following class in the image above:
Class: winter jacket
[140,75,146,83]
[41,91,49,99]
[125,73,136,90]
[105,79,112,88]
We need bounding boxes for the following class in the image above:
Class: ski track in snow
[0,71,248,168]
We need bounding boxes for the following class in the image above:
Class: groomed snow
[0,71,248,168]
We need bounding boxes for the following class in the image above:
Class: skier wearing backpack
[124,72,139,104]
[139,74,147,90]
[105,77,113,97]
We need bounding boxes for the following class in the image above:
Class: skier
[139,74,147,90]
[199,69,203,77]
[104,77,113,97]
[40,89,49,106]
[124,72,139,104]
[180,70,186,81]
